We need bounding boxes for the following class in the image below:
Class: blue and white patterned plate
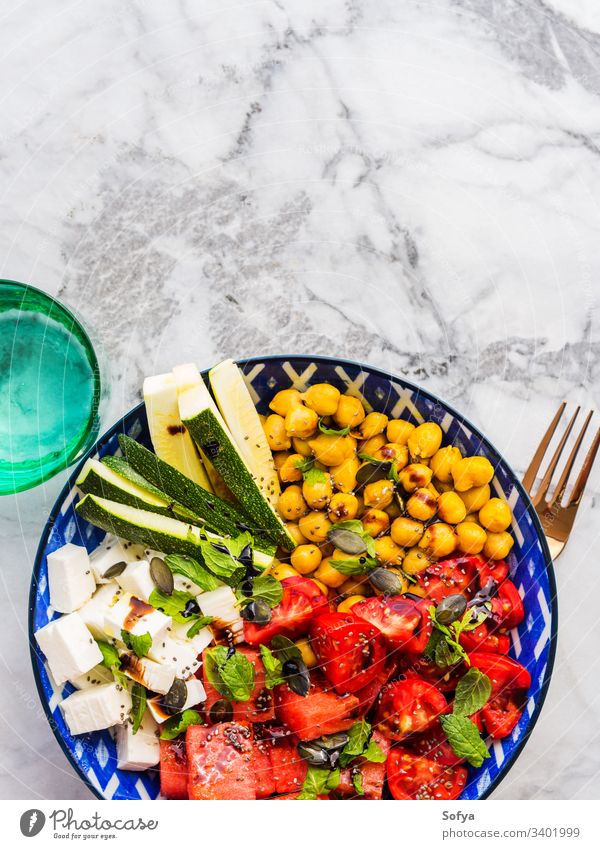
[29,355,557,800]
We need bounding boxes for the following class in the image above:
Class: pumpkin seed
[150,557,174,595]
[327,528,368,555]
[369,567,404,595]
[159,678,187,714]
[435,593,467,625]
[103,561,127,579]
[297,741,330,766]
[209,699,234,724]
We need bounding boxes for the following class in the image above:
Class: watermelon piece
[336,732,390,799]
[275,677,359,741]
[159,739,188,799]
[187,722,256,800]
[253,740,277,799]
[202,646,275,724]
[269,740,308,794]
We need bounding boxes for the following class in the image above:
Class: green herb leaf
[160,709,204,740]
[294,456,315,473]
[164,554,222,592]
[339,720,371,767]
[186,616,214,638]
[318,418,351,436]
[429,605,471,666]
[435,636,463,668]
[453,668,492,717]
[204,646,255,702]
[439,714,491,768]
[149,588,197,624]
[357,452,379,462]
[130,682,147,735]
[302,466,328,486]
[121,630,152,659]
[270,635,303,665]
[362,738,387,763]
[352,771,364,796]
[259,645,286,689]
[197,531,253,585]
[97,640,120,670]
[423,627,444,661]
[297,766,340,799]
[330,555,377,576]
[238,575,283,609]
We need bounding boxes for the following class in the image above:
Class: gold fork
[522,403,600,559]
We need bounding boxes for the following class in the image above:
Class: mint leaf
[160,709,203,740]
[97,640,120,670]
[362,738,387,763]
[164,554,222,592]
[294,456,315,473]
[435,636,463,669]
[302,466,327,486]
[352,771,364,796]
[297,766,340,799]
[204,646,255,702]
[259,645,285,689]
[330,555,377,576]
[318,419,351,436]
[186,616,214,638]
[130,682,147,734]
[239,575,283,609]
[339,720,372,767]
[121,630,152,659]
[198,531,253,585]
[440,714,491,768]
[453,668,492,717]
[149,588,197,624]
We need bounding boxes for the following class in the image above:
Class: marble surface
[1,0,599,800]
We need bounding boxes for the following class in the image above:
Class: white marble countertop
[1,0,599,800]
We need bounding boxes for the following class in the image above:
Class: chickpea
[337,595,366,613]
[277,485,308,520]
[430,446,463,483]
[309,433,355,467]
[298,510,332,544]
[374,442,409,472]
[315,558,346,588]
[403,547,431,575]
[363,479,395,509]
[270,562,301,581]
[357,412,388,439]
[391,516,424,547]
[334,395,366,429]
[408,422,443,460]
[483,531,514,560]
[264,414,291,451]
[398,463,433,493]
[374,535,404,565]
[304,383,341,417]
[360,433,388,456]
[285,405,319,439]
[459,484,491,513]
[328,492,359,522]
[294,637,318,668]
[278,453,304,483]
[387,419,415,445]
[274,451,290,471]
[291,544,322,575]
[330,456,360,493]
[269,388,303,417]
[285,522,308,547]
[419,523,457,559]
[452,456,495,492]
[437,491,467,525]
[361,508,390,537]
[427,482,441,498]
[407,488,438,521]
[479,498,512,533]
[292,436,313,457]
[455,522,487,554]
[302,472,333,510]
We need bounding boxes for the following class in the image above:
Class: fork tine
[522,402,566,493]
[549,411,593,507]
[534,406,581,504]
[568,427,600,506]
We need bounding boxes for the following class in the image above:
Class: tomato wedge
[310,611,386,694]
[477,558,509,588]
[469,652,531,693]
[403,599,433,654]
[401,655,464,692]
[417,555,479,602]
[410,719,466,767]
[481,692,525,739]
[469,652,530,740]
[490,580,525,630]
[375,678,448,740]
[459,622,510,654]
[244,576,329,645]
[387,748,467,800]
[352,595,420,647]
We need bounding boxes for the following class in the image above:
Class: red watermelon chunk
[268,740,308,794]
[187,722,256,800]
[159,739,188,799]
[202,646,275,724]
[335,731,390,800]
[275,677,359,741]
[253,740,277,799]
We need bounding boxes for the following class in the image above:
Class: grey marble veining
[0,0,599,800]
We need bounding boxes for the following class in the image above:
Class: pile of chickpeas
[261,382,514,614]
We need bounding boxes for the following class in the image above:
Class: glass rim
[0,278,102,494]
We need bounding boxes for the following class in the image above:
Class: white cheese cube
[61,682,132,735]
[116,560,156,602]
[103,593,171,641]
[78,582,123,639]
[120,652,175,695]
[197,586,243,643]
[35,613,102,685]
[47,543,96,613]
[173,573,204,596]
[170,621,213,655]
[147,635,201,679]
[69,664,115,690]
[147,678,206,724]
[116,712,160,771]
[90,536,145,583]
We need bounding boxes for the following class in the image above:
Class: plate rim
[28,353,558,801]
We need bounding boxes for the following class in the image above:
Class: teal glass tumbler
[0,280,101,495]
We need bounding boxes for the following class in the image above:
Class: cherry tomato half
[387,748,467,800]
[310,611,387,694]
[376,678,448,740]
[352,595,421,646]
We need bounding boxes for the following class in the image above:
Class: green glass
[0,280,101,495]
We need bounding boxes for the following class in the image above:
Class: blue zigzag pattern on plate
[29,356,556,801]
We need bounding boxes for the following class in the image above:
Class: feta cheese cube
[120,652,175,695]
[116,560,156,602]
[103,593,171,641]
[173,573,204,596]
[35,612,102,685]
[147,634,200,679]
[147,678,206,724]
[69,665,115,690]
[115,712,160,771]
[197,586,243,642]
[61,682,132,735]
[78,582,123,639]
[90,536,145,583]
[170,621,213,655]
[47,543,96,613]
